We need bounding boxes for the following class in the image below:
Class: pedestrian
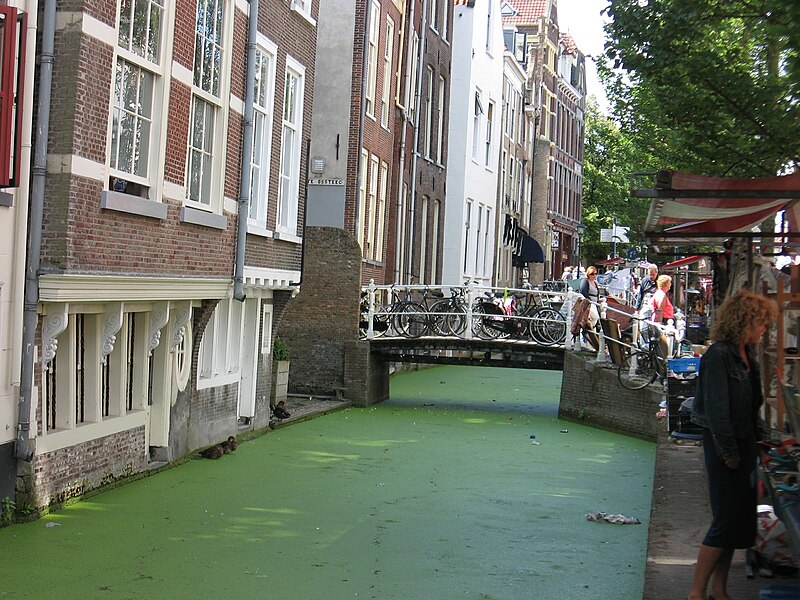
[636,264,658,312]
[650,274,674,325]
[686,289,777,600]
[579,266,601,329]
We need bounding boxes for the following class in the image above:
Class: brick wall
[559,351,663,441]
[278,227,362,396]
[31,427,147,510]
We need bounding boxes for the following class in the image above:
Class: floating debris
[585,512,640,525]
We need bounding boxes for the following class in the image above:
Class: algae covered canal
[0,366,655,600]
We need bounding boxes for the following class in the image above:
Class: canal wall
[559,351,663,441]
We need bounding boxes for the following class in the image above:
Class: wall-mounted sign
[308,178,344,186]
[551,231,560,248]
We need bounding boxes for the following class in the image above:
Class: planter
[271,360,290,407]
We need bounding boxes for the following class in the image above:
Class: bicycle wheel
[433,300,467,337]
[617,351,659,390]
[395,302,428,338]
[528,307,566,346]
[429,299,451,336]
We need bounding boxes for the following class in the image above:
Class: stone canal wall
[559,351,664,441]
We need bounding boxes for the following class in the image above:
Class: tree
[600,0,800,177]
[581,100,654,265]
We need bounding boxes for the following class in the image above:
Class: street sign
[600,226,629,243]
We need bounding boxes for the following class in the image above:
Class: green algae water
[0,366,655,600]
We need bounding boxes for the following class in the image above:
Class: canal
[0,366,655,600]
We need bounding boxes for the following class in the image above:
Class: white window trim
[198,298,244,389]
[185,0,234,214]
[275,55,306,236]
[247,33,278,233]
[106,0,175,203]
[365,0,380,119]
[291,0,317,26]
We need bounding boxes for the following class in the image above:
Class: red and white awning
[643,170,800,238]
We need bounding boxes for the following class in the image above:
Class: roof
[560,32,578,54]
[502,0,548,25]
[637,169,800,243]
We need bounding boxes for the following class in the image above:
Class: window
[483,207,491,277]
[475,204,483,273]
[424,66,433,159]
[188,0,226,207]
[365,0,380,117]
[472,91,482,160]
[366,155,379,258]
[381,17,394,128]
[485,101,494,167]
[441,0,448,41]
[357,149,368,253]
[429,0,438,31]
[431,200,440,283]
[277,59,305,235]
[396,182,408,281]
[419,196,428,284]
[376,162,388,261]
[248,38,277,230]
[0,6,26,188]
[406,32,419,121]
[199,299,244,386]
[485,0,493,52]
[463,199,472,274]
[109,0,165,198]
[436,76,445,163]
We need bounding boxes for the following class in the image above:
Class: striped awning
[641,170,800,239]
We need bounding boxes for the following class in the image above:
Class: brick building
[1,0,317,511]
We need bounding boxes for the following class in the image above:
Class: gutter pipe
[233,0,261,302]
[16,0,56,461]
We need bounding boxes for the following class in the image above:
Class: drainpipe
[16,0,56,462]
[354,0,374,245]
[407,0,428,281]
[233,0,261,302]
[289,138,310,287]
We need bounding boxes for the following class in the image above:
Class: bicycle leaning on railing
[616,315,680,390]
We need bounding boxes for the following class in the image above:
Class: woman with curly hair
[687,288,777,600]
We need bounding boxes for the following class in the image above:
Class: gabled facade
[4,0,316,511]
[503,0,586,281]
[442,0,505,286]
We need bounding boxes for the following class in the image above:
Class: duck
[221,436,238,453]
[199,444,224,459]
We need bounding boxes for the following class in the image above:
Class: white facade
[442,0,505,286]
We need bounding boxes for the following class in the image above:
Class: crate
[668,357,701,373]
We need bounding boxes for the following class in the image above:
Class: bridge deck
[369,337,565,370]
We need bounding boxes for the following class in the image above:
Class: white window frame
[108,0,171,200]
[198,298,244,388]
[472,90,483,161]
[186,0,232,212]
[367,154,379,259]
[248,35,277,233]
[260,304,273,355]
[436,76,445,164]
[357,149,368,254]
[424,66,434,159]
[485,101,495,168]
[406,31,419,122]
[428,0,438,32]
[419,195,429,284]
[376,161,388,261]
[381,17,394,128]
[366,0,380,118]
[276,56,305,235]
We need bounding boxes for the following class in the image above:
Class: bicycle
[617,331,670,390]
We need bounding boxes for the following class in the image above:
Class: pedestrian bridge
[359,283,576,371]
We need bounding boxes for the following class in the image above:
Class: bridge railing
[359,281,572,345]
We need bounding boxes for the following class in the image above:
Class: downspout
[407,0,428,280]
[354,0,374,244]
[290,138,311,287]
[16,0,56,461]
[233,0,261,302]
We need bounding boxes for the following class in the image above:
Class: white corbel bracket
[101,303,124,364]
[170,302,192,350]
[41,303,69,371]
[148,301,170,356]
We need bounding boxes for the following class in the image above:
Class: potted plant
[271,336,291,407]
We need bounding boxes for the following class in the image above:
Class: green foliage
[273,336,290,361]
[601,0,800,176]
[582,99,653,264]
[1,496,16,525]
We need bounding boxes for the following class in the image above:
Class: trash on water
[560,429,569,433]
[585,512,641,525]
[44,522,60,528]
[529,434,536,439]
[531,440,541,446]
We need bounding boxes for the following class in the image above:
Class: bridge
[359,282,577,372]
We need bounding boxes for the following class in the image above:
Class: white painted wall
[442,0,505,286]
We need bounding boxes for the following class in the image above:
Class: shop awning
[635,170,800,243]
[596,257,625,266]
[660,255,704,270]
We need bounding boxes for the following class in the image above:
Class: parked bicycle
[617,330,671,390]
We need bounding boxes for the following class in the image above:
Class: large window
[472,91,482,161]
[424,66,434,159]
[277,59,305,235]
[366,154,379,258]
[199,299,244,387]
[188,0,226,207]
[376,161,388,261]
[485,101,494,167]
[357,149,368,253]
[0,6,26,188]
[109,0,165,197]
[248,38,277,230]
[436,76,445,163]
[381,17,394,128]
[419,196,429,284]
[365,0,380,118]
